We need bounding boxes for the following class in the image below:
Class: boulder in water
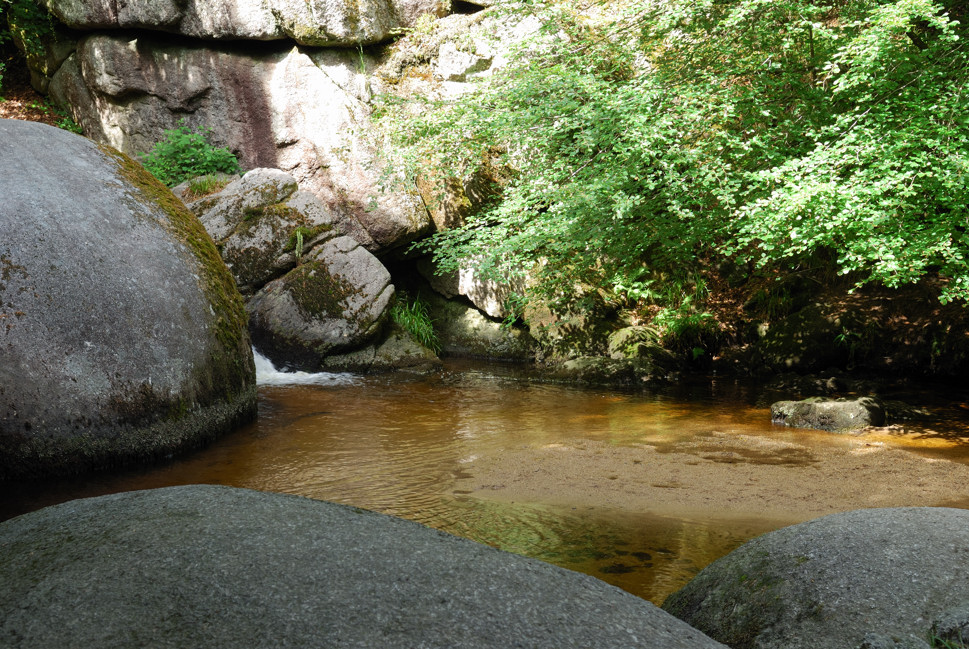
[771,397,885,432]
[0,119,255,478]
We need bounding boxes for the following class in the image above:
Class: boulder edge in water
[0,119,256,478]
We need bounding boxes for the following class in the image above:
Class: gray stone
[40,0,447,46]
[662,507,969,649]
[418,257,524,320]
[0,119,255,478]
[771,397,885,432]
[423,289,537,361]
[247,236,394,369]
[49,34,431,254]
[185,168,370,295]
[0,485,727,648]
[321,324,443,373]
[548,356,672,386]
[931,603,969,647]
[857,633,933,649]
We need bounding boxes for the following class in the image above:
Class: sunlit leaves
[380,0,969,305]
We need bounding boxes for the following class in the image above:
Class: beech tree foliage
[382,0,969,305]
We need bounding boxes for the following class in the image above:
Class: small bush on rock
[141,121,240,187]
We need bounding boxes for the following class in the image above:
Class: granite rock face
[49,34,431,253]
[0,485,729,648]
[0,120,255,478]
[40,0,448,46]
[247,236,394,369]
[663,507,969,649]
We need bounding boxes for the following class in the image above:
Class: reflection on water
[2,355,968,604]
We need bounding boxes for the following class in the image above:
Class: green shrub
[390,293,440,353]
[140,121,240,187]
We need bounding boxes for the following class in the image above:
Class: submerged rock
[0,119,255,478]
[0,485,728,648]
[662,507,969,649]
[771,396,885,432]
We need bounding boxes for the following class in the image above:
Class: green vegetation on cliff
[383,0,969,311]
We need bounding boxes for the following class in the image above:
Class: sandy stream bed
[455,427,969,524]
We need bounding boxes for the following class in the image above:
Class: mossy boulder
[663,507,969,649]
[771,397,885,432]
[247,236,394,369]
[0,119,255,478]
[183,168,370,296]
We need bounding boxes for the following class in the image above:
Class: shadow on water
[2,355,968,605]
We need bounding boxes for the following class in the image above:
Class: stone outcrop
[0,119,256,479]
[49,33,431,253]
[771,397,886,432]
[663,507,969,649]
[422,288,536,361]
[0,485,729,648]
[39,0,448,46]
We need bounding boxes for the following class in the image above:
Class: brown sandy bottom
[455,429,969,523]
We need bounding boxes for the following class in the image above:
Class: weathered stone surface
[771,397,885,432]
[248,236,394,369]
[182,168,372,295]
[0,485,727,648]
[548,356,673,386]
[418,258,525,320]
[49,33,431,253]
[423,289,536,361]
[0,119,255,479]
[321,324,442,373]
[663,507,969,649]
[39,0,447,46]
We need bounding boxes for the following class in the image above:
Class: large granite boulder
[0,485,728,648]
[248,236,395,369]
[0,120,256,478]
[39,0,448,46]
[49,33,431,253]
[663,507,969,649]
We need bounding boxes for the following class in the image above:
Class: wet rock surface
[0,485,728,648]
[771,396,886,432]
[0,119,255,478]
[662,507,969,649]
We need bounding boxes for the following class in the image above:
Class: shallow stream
[3,354,968,605]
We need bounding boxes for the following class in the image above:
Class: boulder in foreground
[0,485,727,648]
[663,507,969,649]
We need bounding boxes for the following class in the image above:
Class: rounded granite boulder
[0,119,256,478]
[662,507,969,649]
[0,485,727,648]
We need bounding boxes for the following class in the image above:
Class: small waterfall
[253,348,358,387]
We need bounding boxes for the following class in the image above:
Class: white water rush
[253,349,359,387]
